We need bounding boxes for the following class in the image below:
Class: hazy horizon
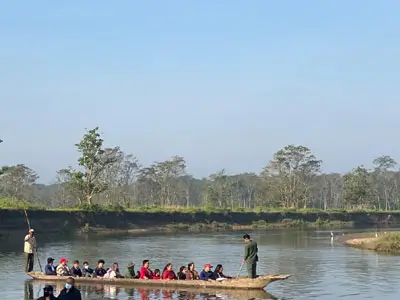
[1,1,400,184]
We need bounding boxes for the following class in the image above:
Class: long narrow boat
[26,272,291,290]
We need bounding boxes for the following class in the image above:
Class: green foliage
[0,198,45,210]
[3,125,400,213]
[343,166,371,208]
[59,127,122,205]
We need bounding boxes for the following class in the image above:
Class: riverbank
[341,232,400,253]
[0,206,396,236]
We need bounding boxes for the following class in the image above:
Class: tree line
[1,127,400,210]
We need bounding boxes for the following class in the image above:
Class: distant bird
[0,139,3,143]
[375,232,378,238]
[330,231,334,243]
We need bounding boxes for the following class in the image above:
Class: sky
[0,1,400,184]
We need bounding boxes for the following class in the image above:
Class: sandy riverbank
[340,232,400,253]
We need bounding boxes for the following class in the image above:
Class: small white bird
[375,232,378,238]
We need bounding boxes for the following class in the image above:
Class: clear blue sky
[1,1,399,183]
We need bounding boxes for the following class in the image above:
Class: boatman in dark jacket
[242,234,258,279]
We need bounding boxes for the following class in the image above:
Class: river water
[0,228,399,300]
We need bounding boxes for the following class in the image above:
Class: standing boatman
[242,234,258,278]
[24,228,37,272]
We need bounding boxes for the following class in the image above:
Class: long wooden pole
[23,209,43,272]
[236,262,244,279]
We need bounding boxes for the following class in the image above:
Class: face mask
[84,265,89,269]
[65,283,72,289]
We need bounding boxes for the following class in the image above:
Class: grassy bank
[344,232,400,253]
[0,198,394,234]
[1,197,398,214]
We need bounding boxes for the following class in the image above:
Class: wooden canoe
[26,272,291,290]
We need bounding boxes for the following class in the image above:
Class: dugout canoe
[26,272,292,290]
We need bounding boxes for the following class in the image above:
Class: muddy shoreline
[0,209,396,237]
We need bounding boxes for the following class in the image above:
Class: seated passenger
[56,258,70,276]
[82,261,94,277]
[212,264,232,280]
[186,262,200,280]
[139,260,154,279]
[162,263,177,280]
[45,257,56,275]
[199,264,214,280]
[104,262,124,279]
[94,259,107,278]
[153,269,161,280]
[70,260,83,277]
[125,262,135,279]
[177,266,187,280]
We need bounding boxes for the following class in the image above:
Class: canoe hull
[26,272,291,290]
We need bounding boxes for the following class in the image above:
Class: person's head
[65,277,74,290]
[179,266,187,274]
[164,263,173,271]
[60,258,68,266]
[188,262,195,271]
[97,259,105,268]
[43,285,54,297]
[215,264,223,274]
[154,269,160,276]
[113,262,119,271]
[127,262,134,270]
[47,257,54,265]
[142,260,149,268]
[204,264,212,272]
[29,229,35,236]
[83,261,89,269]
[243,234,251,243]
[73,260,79,268]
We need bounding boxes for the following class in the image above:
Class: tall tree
[372,155,397,210]
[261,145,322,208]
[343,166,371,209]
[0,164,38,201]
[59,127,120,205]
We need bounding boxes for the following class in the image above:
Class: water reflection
[25,280,277,300]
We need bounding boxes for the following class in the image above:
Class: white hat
[29,229,34,232]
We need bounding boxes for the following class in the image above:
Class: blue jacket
[45,264,56,275]
[199,270,214,280]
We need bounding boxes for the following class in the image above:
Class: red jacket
[139,266,154,279]
[162,269,177,280]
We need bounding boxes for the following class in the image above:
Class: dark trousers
[25,253,34,272]
[246,262,257,278]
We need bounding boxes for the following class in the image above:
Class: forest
[1,127,399,211]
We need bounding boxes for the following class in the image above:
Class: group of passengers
[45,257,232,281]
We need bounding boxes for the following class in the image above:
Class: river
[0,228,399,299]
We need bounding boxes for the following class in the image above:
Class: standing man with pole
[24,228,37,272]
[242,234,258,279]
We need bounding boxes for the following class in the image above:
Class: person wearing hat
[24,228,37,272]
[199,264,214,280]
[36,285,56,300]
[57,277,82,300]
[45,257,56,275]
[56,258,71,276]
[125,262,135,278]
